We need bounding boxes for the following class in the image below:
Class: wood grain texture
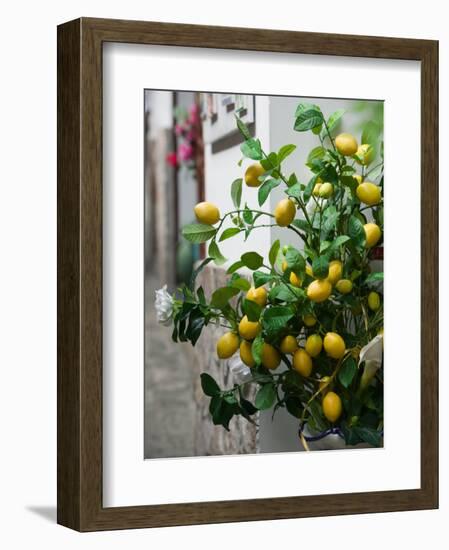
[57,18,81,531]
[57,17,439,532]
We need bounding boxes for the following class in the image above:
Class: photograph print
[144,90,384,459]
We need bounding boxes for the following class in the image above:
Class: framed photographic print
[57,17,438,531]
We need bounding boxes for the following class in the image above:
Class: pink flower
[166,152,178,167]
[174,123,184,136]
[178,142,194,162]
[186,129,196,142]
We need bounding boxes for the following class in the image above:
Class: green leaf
[292,218,313,234]
[239,396,258,416]
[353,426,382,447]
[263,306,295,331]
[258,178,280,206]
[269,283,304,303]
[241,138,263,160]
[219,227,241,242]
[215,400,236,431]
[285,248,305,274]
[210,286,240,309]
[285,395,303,418]
[364,272,384,284]
[348,215,366,249]
[286,182,302,201]
[278,144,297,163]
[307,146,326,165]
[322,206,339,234]
[242,204,253,224]
[269,239,280,267]
[332,235,351,249]
[227,260,244,274]
[338,356,357,388]
[208,240,227,265]
[251,334,264,365]
[326,109,345,133]
[308,400,329,432]
[235,116,252,140]
[243,298,262,322]
[182,224,216,243]
[231,178,243,208]
[253,270,273,288]
[190,257,213,290]
[200,373,220,397]
[241,251,264,270]
[264,152,279,169]
[230,277,251,291]
[312,256,329,279]
[294,104,324,132]
[362,121,381,148]
[320,241,332,253]
[287,173,298,187]
[303,175,318,202]
[255,383,276,410]
[187,310,205,346]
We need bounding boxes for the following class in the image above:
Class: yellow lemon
[293,348,313,377]
[323,332,346,359]
[216,332,239,359]
[368,291,381,311]
[280,335,298,354]
[194,201,220,225]
[262,343,281,370]
[303,314,317,327]
[238,315,261,340]
[356,182,381,206]
[305,334,323,358]
[335,279,353,294]
[240,340,255,367]
[282,260,288,272]
[289,272,302,287]
[305,264,314,277]
[319,376,331,395]
[313,183,322,196]
[355,143,375,166]
[318,182,334,198]
[307,279,332,303]
[244,163,265,187]
[246,286,267,307]
[322,391,343,422]
[274,198,296,227]
[335,133,358,156]
[353,174,363,185]
[364,223,382,248]
[327,260,343,285]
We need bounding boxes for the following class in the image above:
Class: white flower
[154,285,174,326]
[359,334,383,390]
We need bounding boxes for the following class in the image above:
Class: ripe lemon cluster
[335,133,382,208]
[287,330,346,422]
[215,285,281,371]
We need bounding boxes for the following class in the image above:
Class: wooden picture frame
[57,17,438,531]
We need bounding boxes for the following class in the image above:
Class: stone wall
[192,264,259,456]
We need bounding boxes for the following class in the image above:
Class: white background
[0,0,446,548]
[103,44,420,506]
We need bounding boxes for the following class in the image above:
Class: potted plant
[156,103,384,451]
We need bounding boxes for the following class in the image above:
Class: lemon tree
[168,103,384,447]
